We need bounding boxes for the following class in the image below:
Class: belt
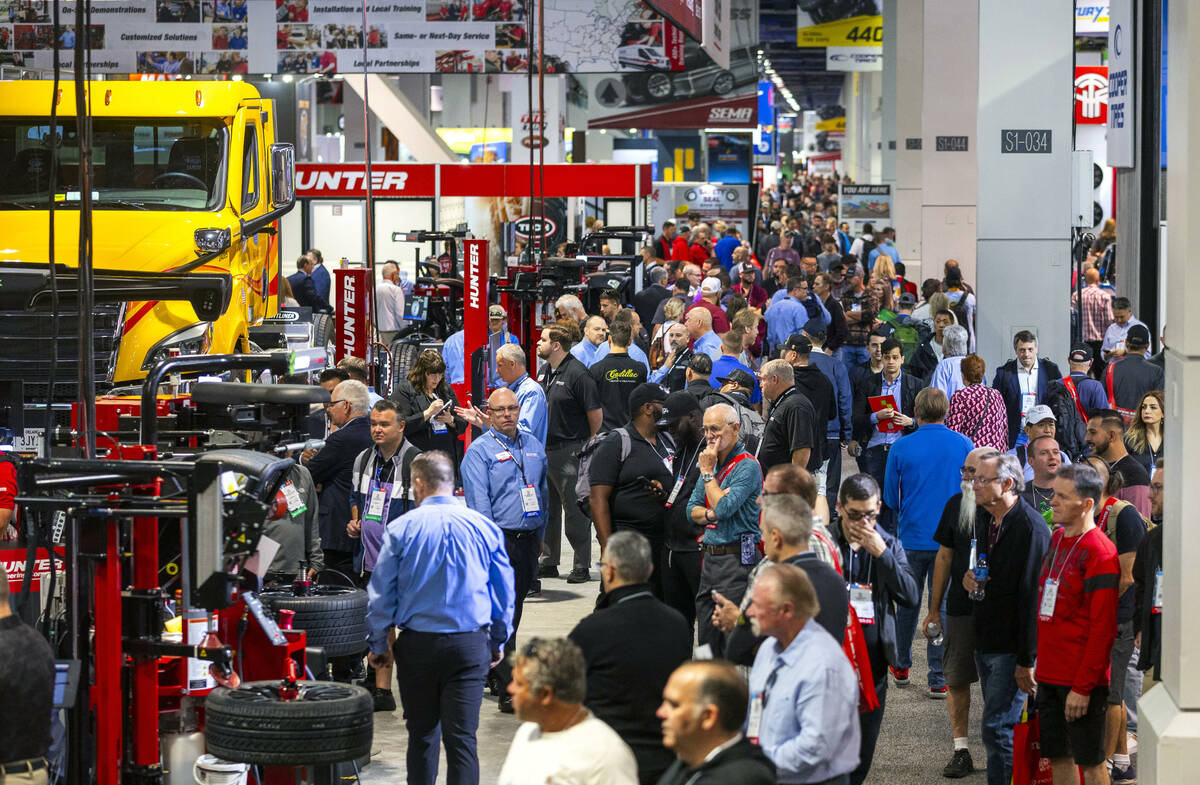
[866,443,892,453]
[701,543,740,556]
[0,759,47,775]
[502,528,540,539]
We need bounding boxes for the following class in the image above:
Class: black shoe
[942,749,973,779]
[372,687,396,713]
[487,672,500,696]
[565,567,591,584]
[537,564,560,579]
[498,694,514,714]
[527,579,542,596]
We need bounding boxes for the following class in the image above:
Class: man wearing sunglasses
[832,473,920,785]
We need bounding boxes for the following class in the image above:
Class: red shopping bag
[1012,710,1084,785]
[841,605,880,714]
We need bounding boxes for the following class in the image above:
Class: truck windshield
[0,118,226,211]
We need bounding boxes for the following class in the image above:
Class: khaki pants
[0,767,48,785]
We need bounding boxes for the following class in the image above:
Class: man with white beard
[922,447,993,779]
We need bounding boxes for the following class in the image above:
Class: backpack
[351,441,420,516]
[1044,379,1088,460]
[574,428,631,518]
[877,312,929,365]
[1100,498,1156,544]
[859,236,876,265]
[715,392,764,455]
[945,290,971,331]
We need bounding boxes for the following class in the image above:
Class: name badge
[1039,578,1059,622]
[851,303,862,312]
[520,484,540,518]
[747,692,764,743]
[431,419,448,434]
[849,583,875,624]
[1152,569,1163,614]
[496,451,513,461]
[365,482,391,522]
[740,533,759,566]
[1021,393,1037,416]
[281,481,306,517]
[664,476,685,509]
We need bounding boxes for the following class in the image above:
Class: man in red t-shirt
[0,449,17,542]
[1035,463,1119,785]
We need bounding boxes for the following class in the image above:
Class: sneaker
[498,694,515,714]
[537,564,560,579]
[942,749,974,778]
[928,685,949,699]
[372,687,396,713]
[486,672,500,696]
[527,579,542,597]
[890,667,910,685]
[1111,762,1137,784]
[565,567,591,584]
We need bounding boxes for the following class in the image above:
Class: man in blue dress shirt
[367,451,515,785]
[745,563,861,785]
[460,387,548,714]
[494,343,547,444]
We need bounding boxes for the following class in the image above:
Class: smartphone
[436,399,454,416]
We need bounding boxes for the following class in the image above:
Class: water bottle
[925,621,944,646]
[970,555,988,601]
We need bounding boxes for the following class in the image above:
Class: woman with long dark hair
[391,349,466,471]
[1125,390,1164,475]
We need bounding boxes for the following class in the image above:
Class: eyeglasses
[701,424,728,435]
[323,399,347,409]
[487,405,520,414]
[972,476,1002,485]
[959,466,977,477]
[842,509,878,522]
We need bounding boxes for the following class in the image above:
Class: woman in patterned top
[945,354,1009,450]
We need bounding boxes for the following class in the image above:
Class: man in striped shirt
[1071,268,1112,376]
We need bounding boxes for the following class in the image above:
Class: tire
[205,680,372,766]
[646,72,672,100]
[312,313,334,347]
[390,341,421,386]
[712,71,735,95]
[258,585,368,657]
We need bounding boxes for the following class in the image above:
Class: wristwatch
[700,472,716,484]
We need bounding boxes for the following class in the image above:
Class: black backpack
[1044,379,1088,460]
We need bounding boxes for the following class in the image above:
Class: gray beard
[958,480,977,535]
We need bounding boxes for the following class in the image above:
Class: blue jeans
[838,344,871,370]
[895,549,946,688]
[974,651,1028,785]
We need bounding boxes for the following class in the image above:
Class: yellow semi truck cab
[0,81,295,401]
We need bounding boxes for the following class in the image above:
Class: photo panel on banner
[795,0,881,72]
[837,184,891,233]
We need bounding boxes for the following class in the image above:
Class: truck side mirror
[270,143,295,208]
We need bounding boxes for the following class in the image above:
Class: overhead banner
[1075,3,1109,34]
[1106,0,1135,166]
[2,0,689,74]
[838,184,892,225]
[587,0,756,129]
[796,4,882,72]
[700,0,728,70]
[510,75,566,164]
[643,0,702,43]
[294,163,654,198]
[650,182,751,236]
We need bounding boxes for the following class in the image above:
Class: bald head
[685,307,713,338]
[487,387,520,439]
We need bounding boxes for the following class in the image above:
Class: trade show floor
[359,539,997,785]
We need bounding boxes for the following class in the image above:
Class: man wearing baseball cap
[1007,405,1072,484]
[710,331,760,404]
[1058,344,1108,413]
[685,277,731,334]
[1104,324,1163,419]
[656,392,707,630]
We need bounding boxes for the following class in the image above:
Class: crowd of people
[272,191,1165,785]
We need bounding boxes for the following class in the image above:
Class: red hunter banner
[461,239,489,398]
[295,164,653,199]
[334,268,372,365]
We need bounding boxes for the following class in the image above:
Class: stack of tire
[257,584,369,658]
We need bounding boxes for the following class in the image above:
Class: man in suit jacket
[990,330,1063,448]
[849,337,923,537]
[633,266,671,329]
[287,254,332,313]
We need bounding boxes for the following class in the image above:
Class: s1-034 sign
[1000,129,1052,154]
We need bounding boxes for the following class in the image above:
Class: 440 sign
[796,14,883,47]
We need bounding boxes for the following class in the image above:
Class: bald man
[460,387,549,712]
[685,308,722,361]
[1072,267,1113,377]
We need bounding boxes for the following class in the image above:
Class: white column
[974,0,1072,371]
[892,0,923,276]
[881,0,898,185]
[920,0,977,287]
[1141,0,1200,776]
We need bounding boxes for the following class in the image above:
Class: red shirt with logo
[1034,526,1119,695]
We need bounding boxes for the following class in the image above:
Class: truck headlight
[195,227,231,253]
[141,322,213,371]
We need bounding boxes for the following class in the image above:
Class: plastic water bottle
[970,555,988,601]
[925,621,944,646]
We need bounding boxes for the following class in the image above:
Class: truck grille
[0,305,121,403]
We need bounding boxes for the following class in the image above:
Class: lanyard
[490,430,529,485]
[842,544,874,587]
[1048,528,1089,583]
[675,442,701,482]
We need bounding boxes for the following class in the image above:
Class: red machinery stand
[334,267,373,366]
[461,239,489,408]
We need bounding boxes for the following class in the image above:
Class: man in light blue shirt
[766,278,813,353]
[570,315,610,367]
[866,229,901,272]
[367,450,515,785]
[442,329,465,384]
[685,308,723,360]
[746,563,860,785]
[494,343,547,444]
[461,388,547,713]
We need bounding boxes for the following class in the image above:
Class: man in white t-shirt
[498,637,639,785]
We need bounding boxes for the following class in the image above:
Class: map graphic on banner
[795,1,881,72]
[0,0,688,74]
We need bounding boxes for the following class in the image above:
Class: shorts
[1036,683,1109,766]
[942,614,978,688]
[1108,620,1135,705]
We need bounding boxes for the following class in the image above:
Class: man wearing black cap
[782,335,836,518]
[813,275,848,353]
[683,353,723,409]
[657,392,707,630]
[710,331,761,405]
[588,383,675,598]
[1104,324,1163,420]
[1059,344,1108,414]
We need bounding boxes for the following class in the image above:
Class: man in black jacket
[849,338,923,536]
[287,254,332,313]
[991,330,1063,448]
[656,660,776,785]
[569,531,692,785]
[634,266,672,329]
[303,379,373,576]
[961,452,1050,785]
[833,473,921,785]
[1133,462,1164,680]
[657,392,706,631]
